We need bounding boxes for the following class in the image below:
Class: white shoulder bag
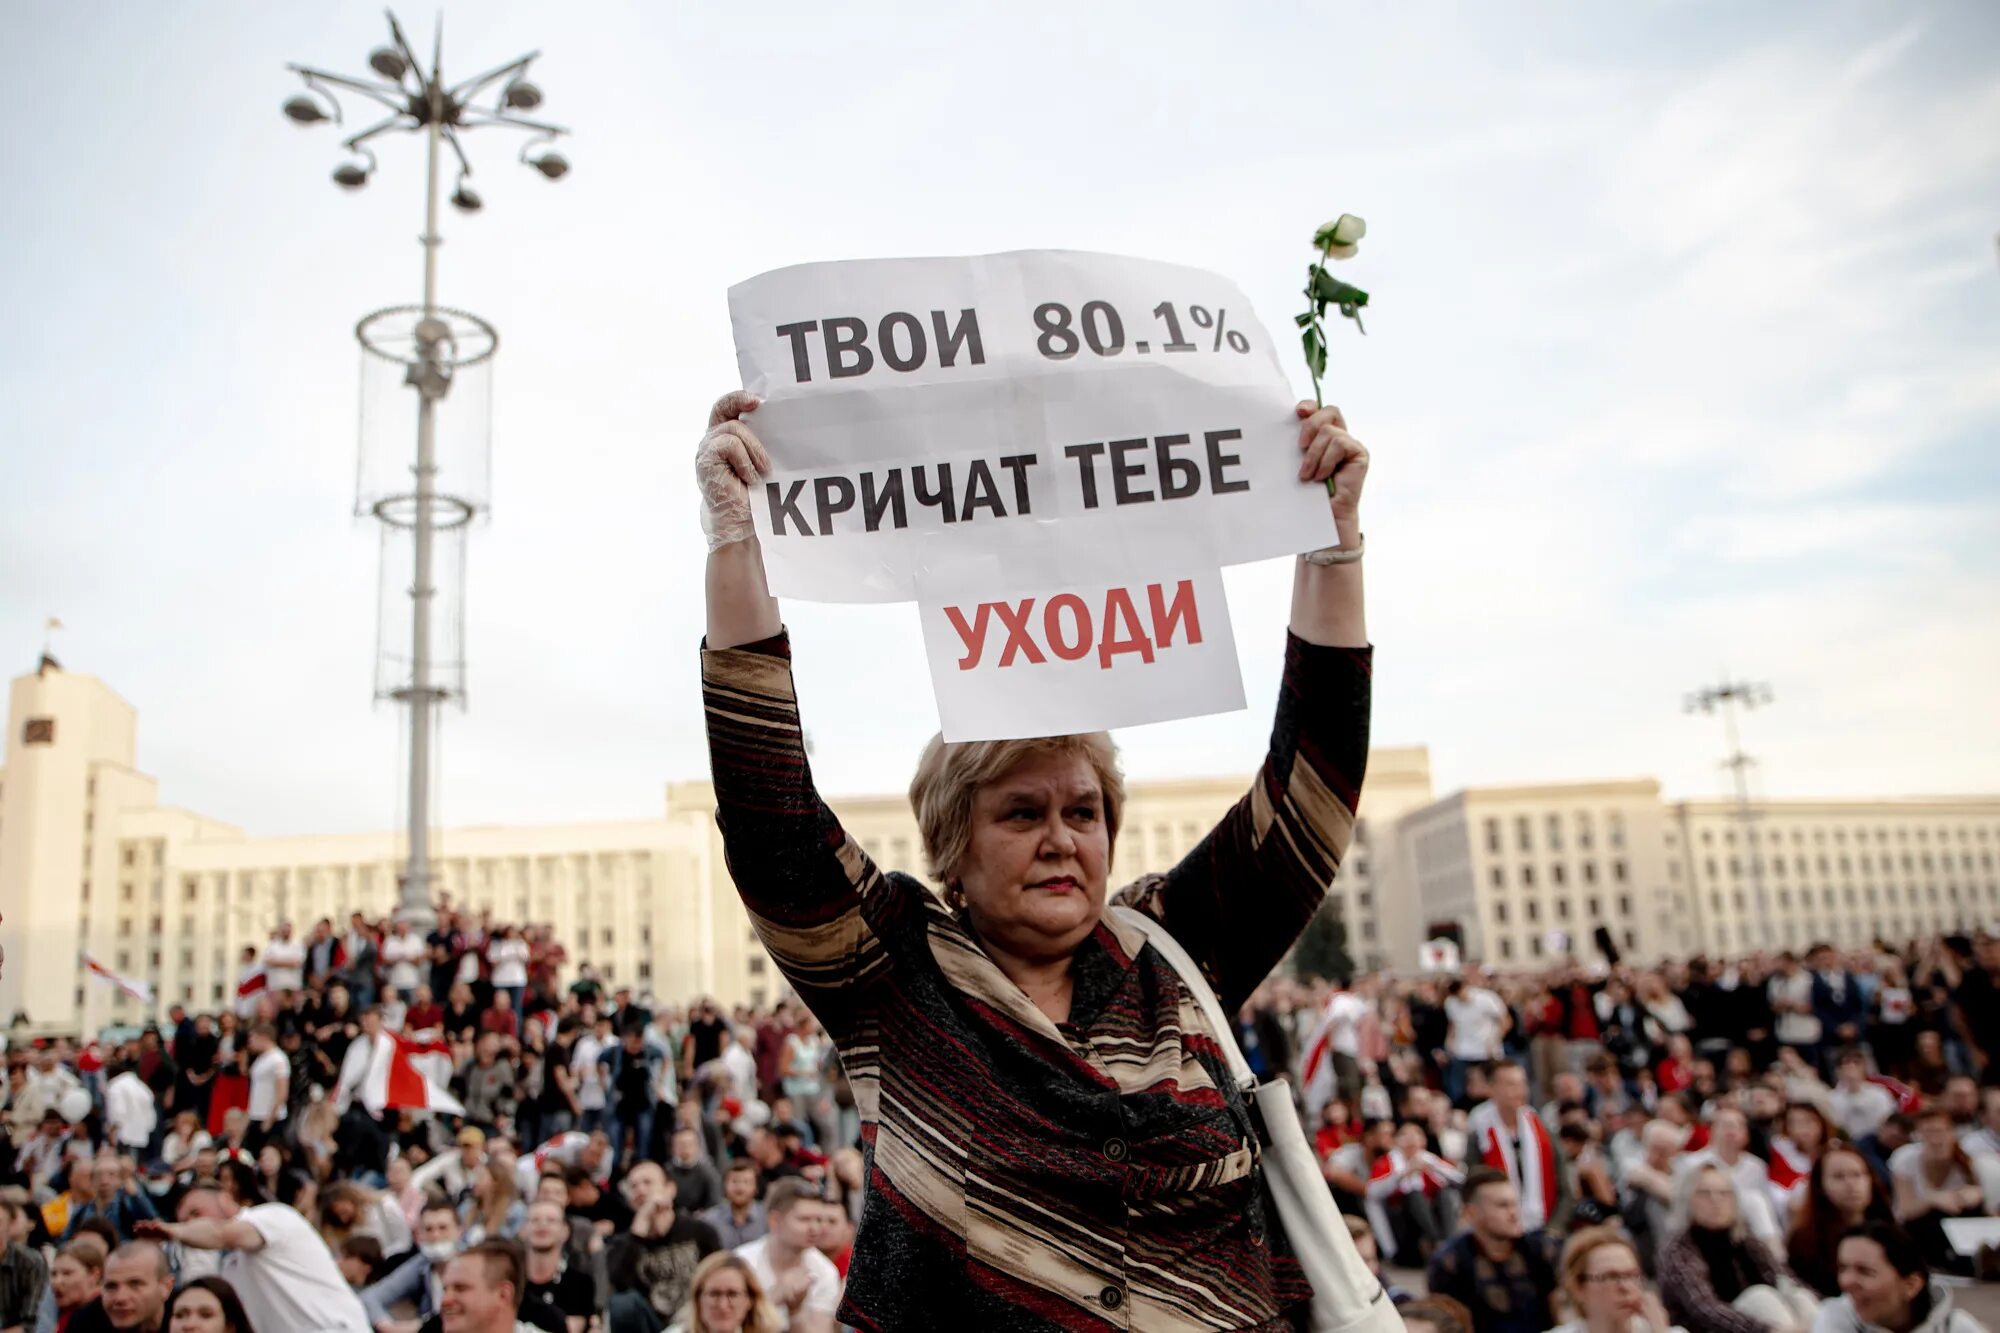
[1114,906,1406,1332]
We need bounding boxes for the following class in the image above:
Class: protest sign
[728,250,1334,603]
[913,542,1241,741]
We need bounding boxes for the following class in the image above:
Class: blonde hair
[1560,1225,1640,1297]
[681,1250,780,1333]
[907,732,1125,893]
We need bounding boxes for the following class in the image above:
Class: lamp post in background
[1686,677,1775,947]
[282,13,569,929]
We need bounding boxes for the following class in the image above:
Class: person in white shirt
[381,921,428,1002]
[244,1023,289,1149]
[1829,1048,1897,1144]
[139,1180,372,1331]
[734,1179,840,1333]
[1444,974,1509,1107]
[1767,953,1821,1059]
[572,1017,614,1135]
[263,922,307,995]
[104,1064,157,1156]
[487,927,531,1009]
[719,1028,759,1106]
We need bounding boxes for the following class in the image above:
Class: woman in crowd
[319,1180,413,1259]
[1892,1106,1992,1274]
[1788,1147,1896,1299]
[1554,1227,1682,1333]
[161,1111,211,1172]
[1771,1103,1839,1202]
[48,1235,108,1333]
[1810,1221,1983,1333]
[1657,1164,1817,1332]
[672,1251,779,1333]
[162,1276,259,1333]
[696,388,1376,1328]
[383,1156,426,1232]
[461,1159,525,1243]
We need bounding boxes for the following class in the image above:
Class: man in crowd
[98,1242,171,1333]
[667,1127,722,1217]
[0,1197,47,1332]
[733,1180,840,1333]
[1830,1045,1899,1142]
[605,1162,719,1328]
[1466,1061,1569,1233]
[137,1177,371,1331]
[520,1201,593,1333]
[360,1198,462,1331]
[244,1023,289,1150]
[1424,1168,1562,1333]
[262,921,306,996]
[701,1159,768,1249]
[437,1241,552,1333]
[62,1155,158,1243]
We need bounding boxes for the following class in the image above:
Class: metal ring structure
[355,304,499,370]
[371,492,478,531]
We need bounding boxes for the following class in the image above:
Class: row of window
[1703,879,2000,917]
[1488,860,1629,890]
[1492,893,1635,925]
[1697,822,1999,848]
[1482,811,1629,856]
[1696,851,1995,881]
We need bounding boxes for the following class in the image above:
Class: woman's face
[956,753,1111,964]
[1918,1116,1956,1162]
[1837,1237,1923,1328]
[328,1197,356,1226]
[1575,1242,1646,1324]
[1688,1169,1738,1230]
[169,1286,228,1333]
[696,1268,753,1333]
[1822,1151,1875,1218]
[1787,1108,1824,1153]
[50,1255,97,1308]
[387,1158,411,1190]
[257,1146,281,1175]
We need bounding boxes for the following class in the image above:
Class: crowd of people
[2,907,862,1333]
[1252,938,2000,1330]
[4,906,1998,1330]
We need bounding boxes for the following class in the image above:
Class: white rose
[1313,214,1367,251]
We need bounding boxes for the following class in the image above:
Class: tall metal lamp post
[1686,677,1775,946]
[282,13,569,928]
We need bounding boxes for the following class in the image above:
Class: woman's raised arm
[1118,402,1372,1010]
[698,393,908,1039]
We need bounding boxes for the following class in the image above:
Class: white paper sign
[914,544,1242,742]
[728,250,1335,603]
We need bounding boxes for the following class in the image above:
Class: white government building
[3,656,1997,1037]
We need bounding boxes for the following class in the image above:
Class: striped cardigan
[702,630,1371,1330]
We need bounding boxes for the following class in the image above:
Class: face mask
[421,1240,458,1264]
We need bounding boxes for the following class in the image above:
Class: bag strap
[1111,906,1254,1092]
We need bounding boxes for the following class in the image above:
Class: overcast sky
[3,2,1996,839]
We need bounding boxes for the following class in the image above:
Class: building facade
[7,654,1997,1035]
[0,657,1430,1035]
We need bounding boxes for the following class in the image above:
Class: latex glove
[697,391,771,550]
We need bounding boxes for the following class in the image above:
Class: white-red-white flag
[82,954,152,1004]
[368,1032,464,1116]
[234,962,268,1017]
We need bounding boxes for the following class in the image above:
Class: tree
[1291,903,1355,985]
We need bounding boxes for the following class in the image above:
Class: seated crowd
[6,915,2000,1331]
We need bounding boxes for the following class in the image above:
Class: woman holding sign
[696,388,1374,1331]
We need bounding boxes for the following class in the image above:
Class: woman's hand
[1294,400,1368,529]
[697,391,772,551]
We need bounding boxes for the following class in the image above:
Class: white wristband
[1302,533,1364,566]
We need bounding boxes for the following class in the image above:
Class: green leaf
[1294,311,1314,327]
[1312,270,1370,307]
[1302,326,1327,381]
